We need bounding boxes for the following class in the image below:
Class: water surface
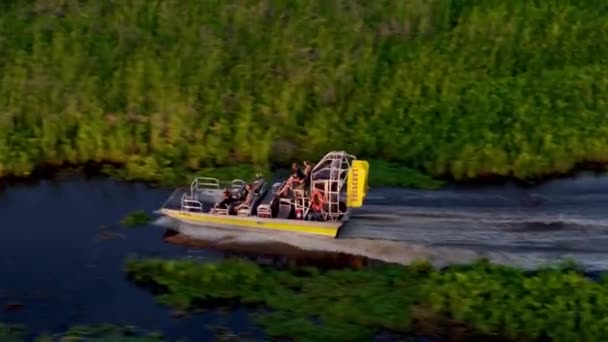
[2,172,608,339]
[0,176,257,340]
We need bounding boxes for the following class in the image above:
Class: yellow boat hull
[159,208,343,238]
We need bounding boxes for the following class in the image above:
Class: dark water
[0,176,261,340]
[2,173,608,339]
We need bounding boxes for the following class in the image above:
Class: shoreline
[0,160,607,190]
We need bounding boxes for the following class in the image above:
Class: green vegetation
[0,323,164,342]
[368,160,444,189]
[101,163,269,188]
[39,324,163,342]
[0,0,607,183]
[0,323,24,342]
[126,257,608,342]
[120,210,152,228]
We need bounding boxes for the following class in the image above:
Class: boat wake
[342,204,608,270]
[153,216,487,268]
[153,205,608,271]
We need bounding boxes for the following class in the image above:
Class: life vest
[310,189,326,212]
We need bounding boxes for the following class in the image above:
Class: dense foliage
[126,258,608,342]
[0,0,607,181]
[0,323,164,341]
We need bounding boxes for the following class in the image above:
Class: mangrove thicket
[1,0,607,181]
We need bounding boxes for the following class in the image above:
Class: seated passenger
[214,188,235,211]
[308,189,325,221]
[276,162,307,198]
[303,161,313,177]
[239,184,251,201]
[290,162,307,189]
[277,180,291,198]
[236,184,256,211]
[252,173,264,193]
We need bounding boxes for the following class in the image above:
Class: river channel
[0,175,260,340]
[1,172,608,338]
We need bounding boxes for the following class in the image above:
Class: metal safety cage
[309,151,356,221]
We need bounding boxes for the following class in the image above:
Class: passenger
[236,184,256,212]
[277,178,292,197]
[302,160,313,192]
[303,161,313,177]
[276,163,301,197]
[290,162,306,189]
[252,173,264,193]
[214,188,235,210]
[239,184,251,201]
[308,188,325,221]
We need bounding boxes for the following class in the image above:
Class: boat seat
[211,208,229,215]
[257,204,272,218]
[277,201,291,219]
[236,205,251,217]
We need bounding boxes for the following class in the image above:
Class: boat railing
[231,179,246,197]
[190,177,220,195]
[181,193,203,212]
[231,179,246,190]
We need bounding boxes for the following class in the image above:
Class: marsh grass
[125,257,608,342]
[0,1,606,183]
[120,210,152,228]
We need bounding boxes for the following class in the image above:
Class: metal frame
[231,179,246,194]
[181,193,203,212]
[309,151,357,221]
[191,177,220,194]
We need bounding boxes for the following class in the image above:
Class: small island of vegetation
[126,257,608,342]
[0,0,606,187]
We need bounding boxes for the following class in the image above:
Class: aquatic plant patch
[0,323,164,342]
[125,258,608,342]
[120,210,152,228]
[0,323,24,342]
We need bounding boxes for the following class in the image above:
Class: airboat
[156,151,369,238]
